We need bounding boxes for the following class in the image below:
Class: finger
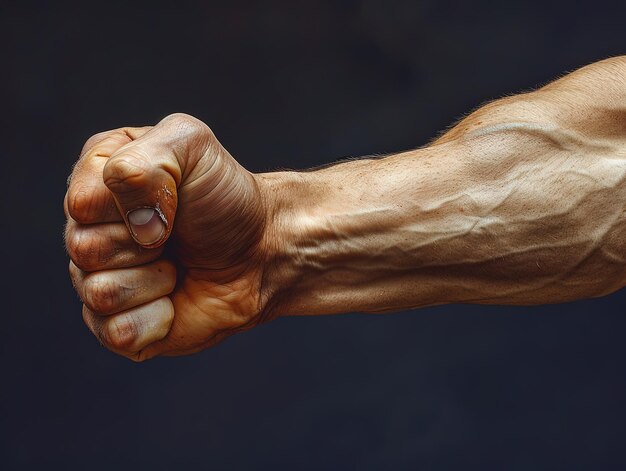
[79,126,152,158]
[69,259,176,315]
[66,154,122,224]
[66,127,152,224]
[82,297,174,360]
[103,113,214,248]
[65,219,162,272]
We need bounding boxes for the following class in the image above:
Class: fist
[64,113,275,361]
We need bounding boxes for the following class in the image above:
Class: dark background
[2,1,626,469]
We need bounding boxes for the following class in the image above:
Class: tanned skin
[64,56,626,361]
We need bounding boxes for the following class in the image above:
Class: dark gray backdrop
[2,1,626,469]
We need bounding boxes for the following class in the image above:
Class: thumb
[103,114,206,248]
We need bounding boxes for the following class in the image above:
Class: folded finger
[65,219,163,272]
[67,127,153,224]
[69,259,176,315]
[78,126,152,158]
[66,154,122,223]
[82,296,175,360]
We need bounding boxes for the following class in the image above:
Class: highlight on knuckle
[82,131,111,154]
[66,229,101,272]
[164,114,215,163]
[67,186,96,223]
[83,275,120,314]
[167,113,214,142]
[106,315,139,351]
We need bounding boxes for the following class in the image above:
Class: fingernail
[128,208,165,245]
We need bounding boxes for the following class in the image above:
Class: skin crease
[65,56,626,361]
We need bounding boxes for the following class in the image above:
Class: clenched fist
[65,114,277,361]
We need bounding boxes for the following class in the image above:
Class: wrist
[255,170,308,320]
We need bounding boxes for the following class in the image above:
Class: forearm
[258,112,626,317]
[64,57,626,360]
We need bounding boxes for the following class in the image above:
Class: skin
[64,56,626,361]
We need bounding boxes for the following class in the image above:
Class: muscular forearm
[259,72,626,317]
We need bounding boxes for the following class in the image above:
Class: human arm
[64,56,626,360]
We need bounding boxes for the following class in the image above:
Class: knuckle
[165,112,201,128]
[165,113,214,141]
[106,315,139,351]
[66,238,93,271]
[103,153,149,192]
[81,130,115,156]
[83,275,120,314]
[66,228,108,272]
[162,113,215,161]
[66,186,96,223]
